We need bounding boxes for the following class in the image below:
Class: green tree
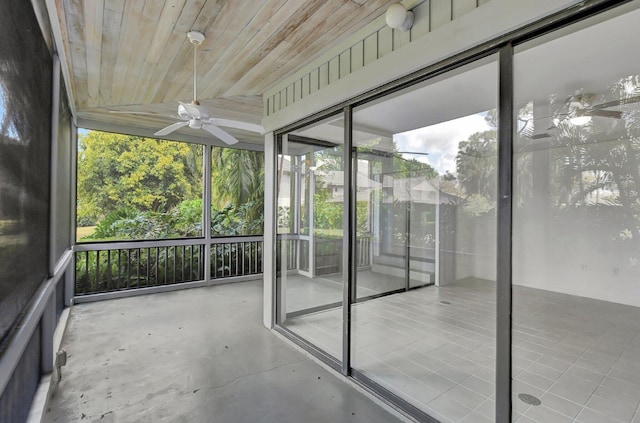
[455,130,498,202]
[211,147,265,233]
[393,153,438,180]
[77,131,202,225]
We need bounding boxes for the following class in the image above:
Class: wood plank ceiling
[52,0,394,146]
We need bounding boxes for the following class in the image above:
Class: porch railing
[278,233,371,276]
[75,235,263,296]
[210,236,263,278]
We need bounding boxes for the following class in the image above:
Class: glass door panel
[351,57,499,421]
[513,6,640,421]
[276,115,344,361]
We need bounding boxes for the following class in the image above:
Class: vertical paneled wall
[265,0,491,117]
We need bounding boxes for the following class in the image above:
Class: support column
[203,145,212,282]
[49,54,60,276]
[263,132,276,328]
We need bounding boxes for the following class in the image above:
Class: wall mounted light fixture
[385,2,414,32]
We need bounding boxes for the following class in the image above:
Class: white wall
[513,147,640,307]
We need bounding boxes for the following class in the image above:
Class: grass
[76,226,96,240]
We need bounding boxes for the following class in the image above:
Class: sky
[0,85,19,139]
[393,112,493,175]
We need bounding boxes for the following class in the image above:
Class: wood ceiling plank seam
[64,0,90,109]
[83,0,104,107]
[224,39,295,98]
[131,0,191,103]
[210,1,342,96]
[145,0,188,64]
[98,0,125,107]
[161,0,244,101]
[162,0,255,102]
[302,0,390,65]
[230,0,389,97]
[120,0,167,106]
[149,0,224,103]
[151,39,195,103]
[222,0,356,97]
[202,0,324,99]
[110,0,147,106]
[54,0,82,108]
[195,0,293,98]
[141,0,207,103]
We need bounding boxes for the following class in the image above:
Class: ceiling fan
[523,93,640,139]
[111,31,264,145]
[561,93,633,122]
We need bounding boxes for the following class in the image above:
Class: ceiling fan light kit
[569,115,592,126]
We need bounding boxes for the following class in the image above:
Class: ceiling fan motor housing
[188,118,202,129]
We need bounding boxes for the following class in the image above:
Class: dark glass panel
[0,0,52,346]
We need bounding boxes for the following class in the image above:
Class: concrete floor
[43,281,403,423]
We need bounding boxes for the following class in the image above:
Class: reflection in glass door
[351,57,499,421]
[276,116,344,361]
[512,6,640,422]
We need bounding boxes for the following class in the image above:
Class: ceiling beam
[77,118,266,151]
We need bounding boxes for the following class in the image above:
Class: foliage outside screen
[77,130,265,241]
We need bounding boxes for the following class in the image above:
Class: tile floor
[283,270,407,313]
[283,277,640,422]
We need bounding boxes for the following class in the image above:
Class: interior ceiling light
[385,2,414,32]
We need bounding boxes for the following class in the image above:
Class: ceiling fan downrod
[187,31,205,104]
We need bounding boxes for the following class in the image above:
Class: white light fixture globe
[569,115,592,126]
[385,2,414,32]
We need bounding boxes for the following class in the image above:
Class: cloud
[394,113,492,174]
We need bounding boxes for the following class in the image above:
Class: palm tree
[211,147,265,224]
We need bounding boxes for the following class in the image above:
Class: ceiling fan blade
[588,109,624,119]
[209,118,264,134]
[591,95,640,111]
[154,121,189,136]
[202,123,239,145]
[179,102,202,119]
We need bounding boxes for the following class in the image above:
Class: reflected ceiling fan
[556,93,640,125]
[111,31,264,145]
[562,94,629,123]
[524,93,640,139]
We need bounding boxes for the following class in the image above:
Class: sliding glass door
[351,57,498,421]
[276,115,344,361]
[512,5,640,422]
[273,3,640,422]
